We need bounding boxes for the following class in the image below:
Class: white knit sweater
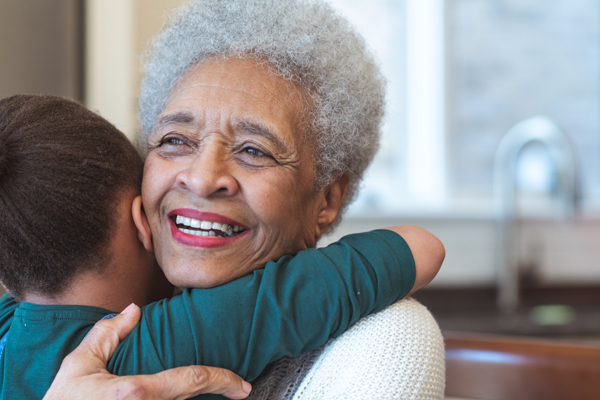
[248,298,445,400]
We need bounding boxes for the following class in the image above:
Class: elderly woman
[45,0,446,398]
[135,0,445,398]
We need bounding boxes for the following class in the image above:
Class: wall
[85,0,188,139]
[0,0,83,100]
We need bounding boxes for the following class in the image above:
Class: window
[333,0,600,218]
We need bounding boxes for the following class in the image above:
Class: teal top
[0,230,415,400]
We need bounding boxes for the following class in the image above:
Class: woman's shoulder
[250,298,446,400]
[331,296,444,349]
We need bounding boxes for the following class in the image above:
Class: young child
[0,95,443,399]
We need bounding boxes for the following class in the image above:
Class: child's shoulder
[0,293,19,334]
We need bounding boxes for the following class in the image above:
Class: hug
[0,1,446,399]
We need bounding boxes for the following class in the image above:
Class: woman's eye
[150,134,195,157]
[245,147,265,157]
[163,137,184,145]
[236,145,278,167]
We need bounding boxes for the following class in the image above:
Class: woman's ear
[315,173,350,239]
[131,196,154,252]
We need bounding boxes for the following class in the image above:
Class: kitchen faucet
[493,116,577,313]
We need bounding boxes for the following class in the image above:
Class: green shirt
[0,230,415,399]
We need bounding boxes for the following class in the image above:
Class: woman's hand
[43,304,252,400]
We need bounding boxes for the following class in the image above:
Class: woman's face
[142,57,328,288]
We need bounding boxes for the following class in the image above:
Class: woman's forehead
[152,57,310,145]
[171,57,307,110]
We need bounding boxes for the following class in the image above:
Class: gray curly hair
[138,0,385,223]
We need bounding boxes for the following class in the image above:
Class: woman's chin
[157,227,262,289]
[164,267,247,290]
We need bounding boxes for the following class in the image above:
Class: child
[0,95,443,399]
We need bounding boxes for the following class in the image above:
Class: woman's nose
[175,145,239,198]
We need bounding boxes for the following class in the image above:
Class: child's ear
[131,196,154,252]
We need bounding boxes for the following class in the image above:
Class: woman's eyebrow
[236,121,288,153]
[152,112,196,134]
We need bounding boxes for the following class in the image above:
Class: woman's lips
[167,209,249,248]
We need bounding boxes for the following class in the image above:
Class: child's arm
[385,225,445,295]
[108,227,442,384]
[44,305,252,400]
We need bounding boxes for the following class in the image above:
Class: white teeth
[176,216,201,228]
[178,227,198,236]
[200,221,212,229]
[176,215,244,236]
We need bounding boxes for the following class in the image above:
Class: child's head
[0,95,144,301]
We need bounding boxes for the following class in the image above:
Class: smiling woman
[130,0,446,398]
[139,57,335,288]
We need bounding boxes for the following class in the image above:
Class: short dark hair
[0,95,143,300]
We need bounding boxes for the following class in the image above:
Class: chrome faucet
[493,116,577,313]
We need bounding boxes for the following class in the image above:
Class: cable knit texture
[248,298,445,400]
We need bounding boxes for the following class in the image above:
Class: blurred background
[2,0,600,339]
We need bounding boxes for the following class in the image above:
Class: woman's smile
[168,209,249,248]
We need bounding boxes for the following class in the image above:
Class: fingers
[136,365,252,400]
[67,304,142,370]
